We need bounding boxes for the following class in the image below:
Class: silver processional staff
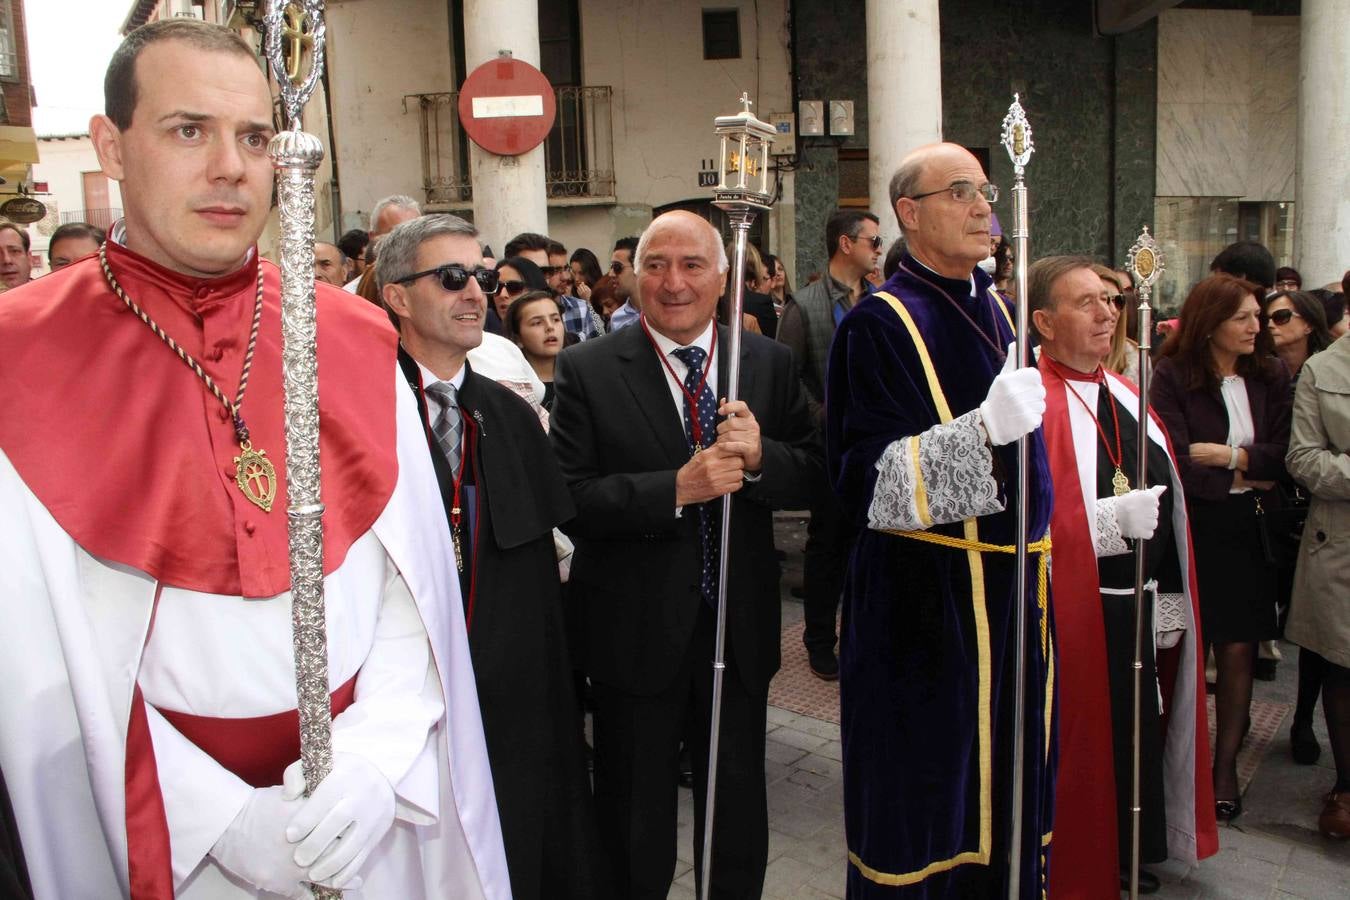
[701,94,776,900]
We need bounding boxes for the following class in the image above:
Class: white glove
[1114,485,1167,540]
[209,787,311,899]
[979,343,1046,446]
[283,753,394,888]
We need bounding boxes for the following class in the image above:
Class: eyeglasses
[908,181,1000,204]
[1275,280,1301,291]
[610,260,629,275]
[540,266,566,277]
[1104,293,1125,310]
[850,234,883,250]
[395,263,499,294]
[1265,308,1301,326]
[496,279,528,296]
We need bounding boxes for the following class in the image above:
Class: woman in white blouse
[1151,274,1293,822]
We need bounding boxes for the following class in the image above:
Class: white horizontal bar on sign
[471,95,545,118]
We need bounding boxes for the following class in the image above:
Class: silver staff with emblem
[1125,226,1164,900]
[999,93,1035,900]
[701,94,776,900]
[262,3,340,898]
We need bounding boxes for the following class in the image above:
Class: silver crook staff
[999,94,1035,900]
[1125,227,1164,900]
[700,95,776,900]
[262,3,339,898]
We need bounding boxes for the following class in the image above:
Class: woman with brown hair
[1150,274,1292,821]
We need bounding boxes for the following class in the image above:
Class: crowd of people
[3,16,1350,900]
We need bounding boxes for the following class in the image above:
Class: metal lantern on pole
[262,2,339,898]
[701,92,775,900]
[1125,226,1164,900]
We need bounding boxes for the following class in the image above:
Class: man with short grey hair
[379,214,607,900]
[345,194,422,293]
[827,142,1053,897]
[551,209,819,899]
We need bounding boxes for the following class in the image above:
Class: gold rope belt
[880,529,1053,654]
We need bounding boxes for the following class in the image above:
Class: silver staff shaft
[265,3,339,898]
[1000,93,1035,900]
[700,210,752,900]
[1126,226,1162,900]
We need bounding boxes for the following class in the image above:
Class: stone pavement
[663,513,1350,898]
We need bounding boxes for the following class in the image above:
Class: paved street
[663,513,1350,898]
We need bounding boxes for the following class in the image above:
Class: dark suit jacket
[1150,355,1292,502]
[549,323,821,697]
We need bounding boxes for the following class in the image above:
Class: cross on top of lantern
[713,93,777,211]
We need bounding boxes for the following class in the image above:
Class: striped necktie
[424,381,463,474]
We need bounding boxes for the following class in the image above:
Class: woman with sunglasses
[1095,264,1149,386]
[1150,274,1292,822]
[1260,290,1335,768]
[491,256,549,334]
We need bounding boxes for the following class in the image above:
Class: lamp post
[701,92,776,900]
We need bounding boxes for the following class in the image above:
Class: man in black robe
[378,214,609,900]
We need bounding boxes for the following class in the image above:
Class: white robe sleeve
[1091,495,1131,557]
[868,409,1004,531]
[330,555,446,825]
[144,704,253,888]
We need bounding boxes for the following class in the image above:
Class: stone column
[866,0,943,250]
[1294,0,1349,286]
[463,0,549,250]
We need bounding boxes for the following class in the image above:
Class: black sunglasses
[395,264,499,294]
[1105,293,1125,310]
[610,259,629,274]
[1265,308,1300,326]
[496,279,528,296]
[851,233,883,250]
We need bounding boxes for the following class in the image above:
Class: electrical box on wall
[829,100,855,136]
[768,113,796,157]
[798,100,824,137]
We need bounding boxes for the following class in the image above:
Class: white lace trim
[868,409,1002,531]
[1093,495,1130,557]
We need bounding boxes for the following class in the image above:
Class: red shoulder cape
[0,241,397,598]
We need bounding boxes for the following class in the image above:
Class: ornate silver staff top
[1000,93,1035,178]
[264,0,327,132]
[1127,226,1164,306]
[263,3,338,898]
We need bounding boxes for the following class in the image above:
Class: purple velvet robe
[826,255,1057,899]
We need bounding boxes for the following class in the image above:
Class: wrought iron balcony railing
[60,208,123,230]
[403,85,616,207]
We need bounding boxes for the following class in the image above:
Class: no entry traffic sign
[458,57,557,156]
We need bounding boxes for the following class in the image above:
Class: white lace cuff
[1093,496,1130,557]
[868,409,1003,531]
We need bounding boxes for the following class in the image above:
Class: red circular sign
[458,58,557,156]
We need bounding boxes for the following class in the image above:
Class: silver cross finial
[739,92,753,114]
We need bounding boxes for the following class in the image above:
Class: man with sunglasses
[379,214,608,900]
[608,236,642,331]
[776,209,880,680]
[826,143,1055,898]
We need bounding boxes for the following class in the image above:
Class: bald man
[826,144,1054,898]
[550,210,820,899]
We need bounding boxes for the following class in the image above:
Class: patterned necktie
[671,345,720,605]
[424,381,463,474]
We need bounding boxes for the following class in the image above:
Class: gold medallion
[1112,467,1131,497]
[234,441,277,512]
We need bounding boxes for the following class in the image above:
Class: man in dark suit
[378,214,609,900]
[550,210,821,899]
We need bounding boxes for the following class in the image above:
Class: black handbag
[1255,483,1309,568]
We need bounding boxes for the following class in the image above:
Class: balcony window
[0,0,18,82]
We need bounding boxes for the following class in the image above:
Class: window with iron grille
[702,9,740,61]
[0,0,18,82]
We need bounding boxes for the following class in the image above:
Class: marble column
[463,0,549,250]
[1294,0,1349,286]
[865,0,943,249]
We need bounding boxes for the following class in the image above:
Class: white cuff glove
[1114,485,1167,540]
[979,343,1046,446]
[283,753,394,889]
[209,787,311,899]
